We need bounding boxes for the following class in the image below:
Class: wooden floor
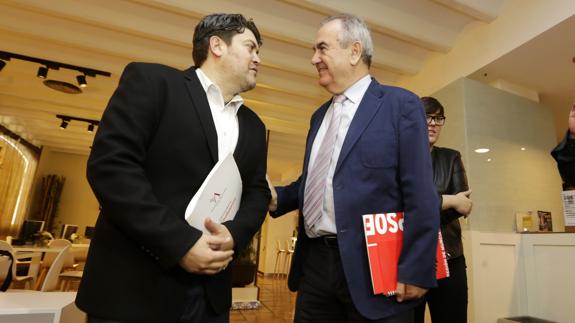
[231,274,297,323]
[56,272,296,322]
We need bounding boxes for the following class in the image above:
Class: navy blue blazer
[272,79,440,319]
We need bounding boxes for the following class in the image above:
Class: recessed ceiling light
[487,158,492,162]
[521,147,526,151]
[475,148,490,154]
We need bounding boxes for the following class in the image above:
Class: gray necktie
[303,94,347,231]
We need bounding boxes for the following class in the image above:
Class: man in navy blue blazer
[269,14,439,322]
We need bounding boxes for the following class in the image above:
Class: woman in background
[415,96,472,323]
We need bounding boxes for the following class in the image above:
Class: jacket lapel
[234,108,246,160]
[183,67,218,163]
[335,79,385,173]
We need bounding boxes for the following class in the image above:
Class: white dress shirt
[196,69,242,161]
[305,75,372,237]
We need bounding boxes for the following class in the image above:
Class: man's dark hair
[421,96,445,116]
[193,13,262,67]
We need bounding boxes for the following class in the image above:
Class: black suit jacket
[551,130,575,188]
[76,63,270,322]
[431,146,468,259]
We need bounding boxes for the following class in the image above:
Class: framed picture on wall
[515,211,537,232]
[537,210,552,232]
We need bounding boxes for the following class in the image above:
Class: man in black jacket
[76,14,270,323]
[551,101,575,189]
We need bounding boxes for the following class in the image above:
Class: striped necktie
[303,94,347,231]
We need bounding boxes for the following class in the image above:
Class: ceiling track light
[56,114,99,132]
[0,50,111,94]
[37,66,49,79]
[59,119,69,129]
[76,74,87,88]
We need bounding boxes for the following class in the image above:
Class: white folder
[185,153,242,233]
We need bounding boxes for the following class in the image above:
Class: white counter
[0,292,85,323]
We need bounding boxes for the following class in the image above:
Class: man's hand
[453,189,473,217]
[443,190,472,217]
[204,218,234,251]
[266,174,278,212]
[395,282,427,303]
[179,233,234,274]
[568,102,575,138]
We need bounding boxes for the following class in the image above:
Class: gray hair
[321,14,373,67]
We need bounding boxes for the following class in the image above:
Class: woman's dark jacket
[431,146,469,260]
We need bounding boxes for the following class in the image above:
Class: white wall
[468,231,575,323]
[433,78,563,232]
[431,77,567,322]
[33,148,99,237]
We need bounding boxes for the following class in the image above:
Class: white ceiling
[1,0,570,180]
[468,14,575,142]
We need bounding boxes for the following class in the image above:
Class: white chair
[36,239,77,289]
[0,240,41,290]
[38,245,70,292]
[59,270,83,291]
[273,240,287,279]
[47,239,75,269]
[283,237,296,276]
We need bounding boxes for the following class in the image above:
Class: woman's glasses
[426,115,446,126]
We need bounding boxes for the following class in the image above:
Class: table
[0,291,85,323]
[13,244,89,254]
[12,246,64,253]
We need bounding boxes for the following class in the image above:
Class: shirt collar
[195,68,243,113]
[341,74,372,105]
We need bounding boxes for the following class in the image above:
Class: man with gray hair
[268,14,439,322]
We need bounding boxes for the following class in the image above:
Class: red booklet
[362,212,449,296]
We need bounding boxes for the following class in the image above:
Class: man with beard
[77,13,270,323]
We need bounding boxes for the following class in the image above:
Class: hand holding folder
[362,212,449,297]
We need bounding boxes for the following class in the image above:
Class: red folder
[362,212,449,296]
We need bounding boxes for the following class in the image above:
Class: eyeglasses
[426,115,446,126]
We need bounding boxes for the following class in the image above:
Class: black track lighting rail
[56,114,100,132]
[0,50,111,77]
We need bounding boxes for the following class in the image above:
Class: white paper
[561,190,575,226]
[185,153,242,233]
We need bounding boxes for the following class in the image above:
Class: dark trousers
[414,255,468,323]
[294,238,414,323]
[88,284,228,323]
